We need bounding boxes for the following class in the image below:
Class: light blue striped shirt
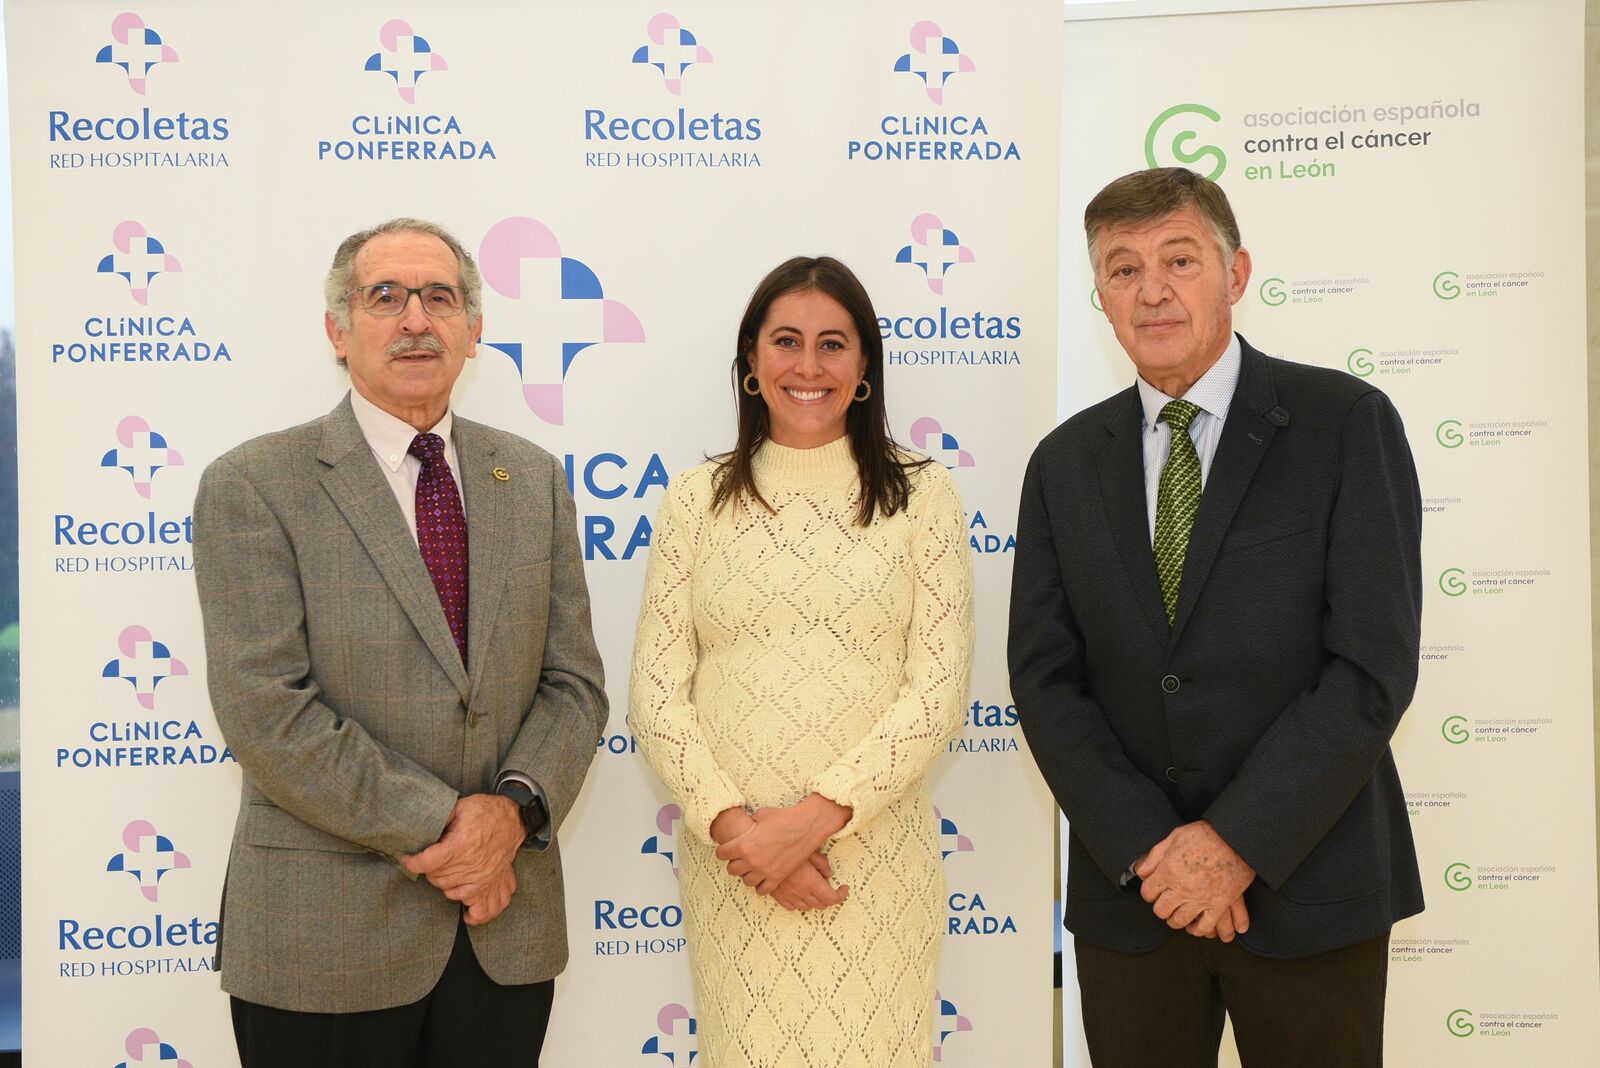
[1137,333,1242,544]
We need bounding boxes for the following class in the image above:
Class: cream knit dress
[630,437,974,1068]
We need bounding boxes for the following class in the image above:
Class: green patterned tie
[1154,399,1202,625]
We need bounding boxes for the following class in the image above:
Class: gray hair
[324,217,483,330]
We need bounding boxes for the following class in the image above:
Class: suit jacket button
[1161,674,1180,694]
[1165,766,1179,783]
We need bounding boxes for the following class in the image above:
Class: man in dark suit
[1009,168,1423,1065]
[194,218,607,1066]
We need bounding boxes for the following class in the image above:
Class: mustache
[386,335,446,357]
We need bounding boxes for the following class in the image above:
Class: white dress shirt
[348,387,465,541]
[1136,333,1243,544]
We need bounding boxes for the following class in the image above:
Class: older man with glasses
[193,218,607,1067]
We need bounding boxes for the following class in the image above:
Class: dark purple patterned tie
[409,432,468,664]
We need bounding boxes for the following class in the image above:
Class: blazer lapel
[1169,340,1281,645]
[455,418,511,698]
[1096,388,1171,645]
[317,395,471,700]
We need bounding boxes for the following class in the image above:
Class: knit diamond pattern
[409,432,468,663]
[630,439,975,1067]
[1154,399,1202,626]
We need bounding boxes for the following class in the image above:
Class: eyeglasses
[346,283,467,318]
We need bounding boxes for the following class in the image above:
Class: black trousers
[231,919,555,1068]
[1075,930,1390,1068]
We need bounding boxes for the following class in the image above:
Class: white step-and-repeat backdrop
[9,0,1599,1063]
[7,1,1061,1063]
[1060,0,1598,1064]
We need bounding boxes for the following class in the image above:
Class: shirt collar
[349,388,454,472]
[1136,332,1243,431]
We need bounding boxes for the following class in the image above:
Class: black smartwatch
[495,776,549,846]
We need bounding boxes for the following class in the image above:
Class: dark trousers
[231,919,555,1068]
[1075,931,1390,1068]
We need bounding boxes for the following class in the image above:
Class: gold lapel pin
[492,467,511,482]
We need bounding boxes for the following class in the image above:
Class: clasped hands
[403,793,526,927]
[1135,820,1255,943]
[712,794,852,914]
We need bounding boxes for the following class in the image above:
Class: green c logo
[1347,348,1374,378]
[1447,1009,1475,1038]
[1439,569,1467,597]
[1144,103,1226,180]
[1090,288,1103,313]
[1444,862,1472,892]
[1436,420,1463,449]
[1441,716,1470,745]
[1433,271,1461,300]
[1259,278,1286,307]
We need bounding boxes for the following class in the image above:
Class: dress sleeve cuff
[688,782,749,847]
[807,765,871,840]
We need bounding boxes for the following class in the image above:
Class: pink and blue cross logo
[641,1003,698,1064]
[478,216,645,426]
[631,13,713,96]
[909,417,975,470]
[933,991,973,1062]
[365,19,448,104]
[102,625,188,711]
[934,806,974,862]
[95,13,178,95]
[97,221,181,306]
[896,213,975,296]
[106,820,192,903]
[894,21,975,105]
[641,804,684,879]
[115,1027,193,1068]
[101,416,184,499]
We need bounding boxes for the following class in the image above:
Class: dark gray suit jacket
[1009,337,1423,959]
[193,394,607,1011]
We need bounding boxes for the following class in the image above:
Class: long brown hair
[710,256,926,526]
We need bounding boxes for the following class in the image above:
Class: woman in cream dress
[630,256,974,1067]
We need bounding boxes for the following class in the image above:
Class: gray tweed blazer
[193,393,607,1012]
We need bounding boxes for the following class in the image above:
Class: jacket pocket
[1278,789,1388,904]
[507,558,552,591]
[1219,511,1313,554]
[241,801,368,854]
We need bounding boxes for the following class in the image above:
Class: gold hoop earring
[854,380,872,403]
[743,372,762,397]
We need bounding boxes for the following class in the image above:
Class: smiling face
[1094,204,1251,397]
[747,287,866,450]
[324,230,481,431]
